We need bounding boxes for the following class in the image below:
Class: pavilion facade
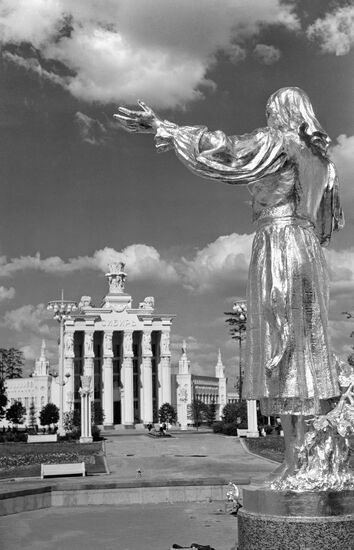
[62,263,175,428]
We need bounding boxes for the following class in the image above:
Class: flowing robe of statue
[152,120,343,417]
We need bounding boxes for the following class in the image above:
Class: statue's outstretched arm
[114,101,285,185]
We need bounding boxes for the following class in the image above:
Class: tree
[0,348,24,379]
[63,409,81,432]
[158,403,177,425]
[224,303,247,401]
[28,400,37,430]
[39,403,59,430]
[0,379,8,420]
[205,402,217,426]
[191,399,208,429]
[6,400,26,427]
[222,401,247,424]
[91,402,105,425]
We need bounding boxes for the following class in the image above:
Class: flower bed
[0,441,103,477]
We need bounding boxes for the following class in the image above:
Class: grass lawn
[245,435,354,468]
[245,435,284,463]
[0,441,106,478]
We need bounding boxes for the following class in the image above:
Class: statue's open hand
[114,100,160,134]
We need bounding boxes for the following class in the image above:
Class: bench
[28,434,58,443]
[41,462,86,479]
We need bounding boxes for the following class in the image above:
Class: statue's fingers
[117,106,142,116]
[115,107,140,118]
[113,115,138,132]
[137,99,151,113]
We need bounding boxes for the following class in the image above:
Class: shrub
[222,421,239,436]
[264,424,273,435]
[91,425,101,441]
[222,401,247,424]
[158,403,177,425]
[0,431,27,443]
[40,403,59,429]
[212,421,223,433]
[91,402,105,425]
[6,401,26,427]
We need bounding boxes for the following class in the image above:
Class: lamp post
[225,299,247,401]
[47,293,77,436]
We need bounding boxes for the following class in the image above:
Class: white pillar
[102,331,114,427]
[160,331,171,405]
[122,331,134,426]
[84,330,95,385]
[141,330,153,424]
[246,399,259,438]
[63,357,75,413]
[79,375,93,443]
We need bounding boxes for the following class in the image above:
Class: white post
[102,331,114,427]
[84,331,95,383]
[63,357,74,413]
[160,331,172,405]
[63,330,75,413]
[141,330,153,424]
[122,331,134,426]
[246,399,259,438]
[79,375,93,443]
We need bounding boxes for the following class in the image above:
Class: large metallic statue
[114,88,352,490]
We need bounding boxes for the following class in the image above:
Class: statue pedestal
[237,486,354,550]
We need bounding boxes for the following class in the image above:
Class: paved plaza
[0,432,277,549]
[0,501,237,550]
[102,431,276,485]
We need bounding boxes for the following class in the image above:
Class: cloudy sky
[1,0,354,385]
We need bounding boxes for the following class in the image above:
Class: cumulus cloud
[0,0,299,107]
[0,234,253,293]
[330,133,354,224]
[74,112,107,145]
[253,44,281,64]
[1,303,52,336]
[180,233,253,293]
[0,303,59,369]
[225,44,247,64]
[307,5,354,56]
[0,245,179,284]
[0,286,15,302]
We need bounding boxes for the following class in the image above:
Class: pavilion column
[83,330,95,388]
[160,331,171,405]
[102,331,114,428]
[141,330,153,424]
[63,330,75,413]
[247,399,259,438]
[122,331,134,426]
[79,375,93,443]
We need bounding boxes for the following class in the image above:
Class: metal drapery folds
[270,369,354,492]
[114,88,347,491]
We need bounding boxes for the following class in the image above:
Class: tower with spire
[33,340,50,377]
[176,340,192,430]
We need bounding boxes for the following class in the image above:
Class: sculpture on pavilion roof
[105,261,127,294]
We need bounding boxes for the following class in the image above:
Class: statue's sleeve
[154,121,286,184]
[316,162,344,246]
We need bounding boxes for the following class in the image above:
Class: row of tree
[3,400,60,430]
[158,400,218,428]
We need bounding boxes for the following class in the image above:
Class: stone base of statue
[237,485,354,550]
